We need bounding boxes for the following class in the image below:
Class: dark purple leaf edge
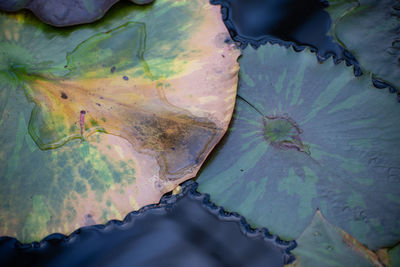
[0,0,154,27]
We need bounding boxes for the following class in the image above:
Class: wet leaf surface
[196,43,400,250]
[0,0,240,242]
[327,0,400,89]
[0,0,154,26]
[286,211,384,267]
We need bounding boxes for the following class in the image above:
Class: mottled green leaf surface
[0,85,138,242]
[287,211,383,267]
[0,0,154,26]
[197,43,400,249]
[327,0,400,89]
[0,0,240,242]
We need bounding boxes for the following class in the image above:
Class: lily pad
[326,0,400,89]
[325,0,358,37]
[286,210,384,267]
[0,0,240,242]
[211,0,366,76]
[196,43,400,250]
[0,181,295,266]
[388,244,400,267]
[0,0,154,26]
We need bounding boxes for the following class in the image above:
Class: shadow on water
[0,181,296,267]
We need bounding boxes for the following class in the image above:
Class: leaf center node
[262,114,309,154]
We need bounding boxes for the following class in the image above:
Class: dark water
[211,0,361,74]
[213,0,400,95]
[0,181,295,267]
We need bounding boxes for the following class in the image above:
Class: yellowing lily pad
[0,0,240,242]
[286,210,384,267]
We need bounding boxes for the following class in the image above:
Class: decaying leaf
[376,249,390,267]
[286,210,384,267]
[0,0,154,26]
[0,0,240,242]
[196,43,400,250]
[326,0,400,89]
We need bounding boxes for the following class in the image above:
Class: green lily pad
[0,0,154,26]
[197,43,400,250]
[0,0,240,242]
[286,210,384,267]
[326,0,400,89]
[325,0,359,38]
[389,244,400,267]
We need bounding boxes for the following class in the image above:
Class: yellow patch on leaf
[0,0,240,242]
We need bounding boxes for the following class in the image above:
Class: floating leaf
[0,0,240,242]
[209,0,349,63]
[326,0,400,89]
[0,0,154,26]
[325,0,358,36]
[196,43,400,249]
[0,181,295,266]
[388,244,400,267]
[286,210,384,267]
